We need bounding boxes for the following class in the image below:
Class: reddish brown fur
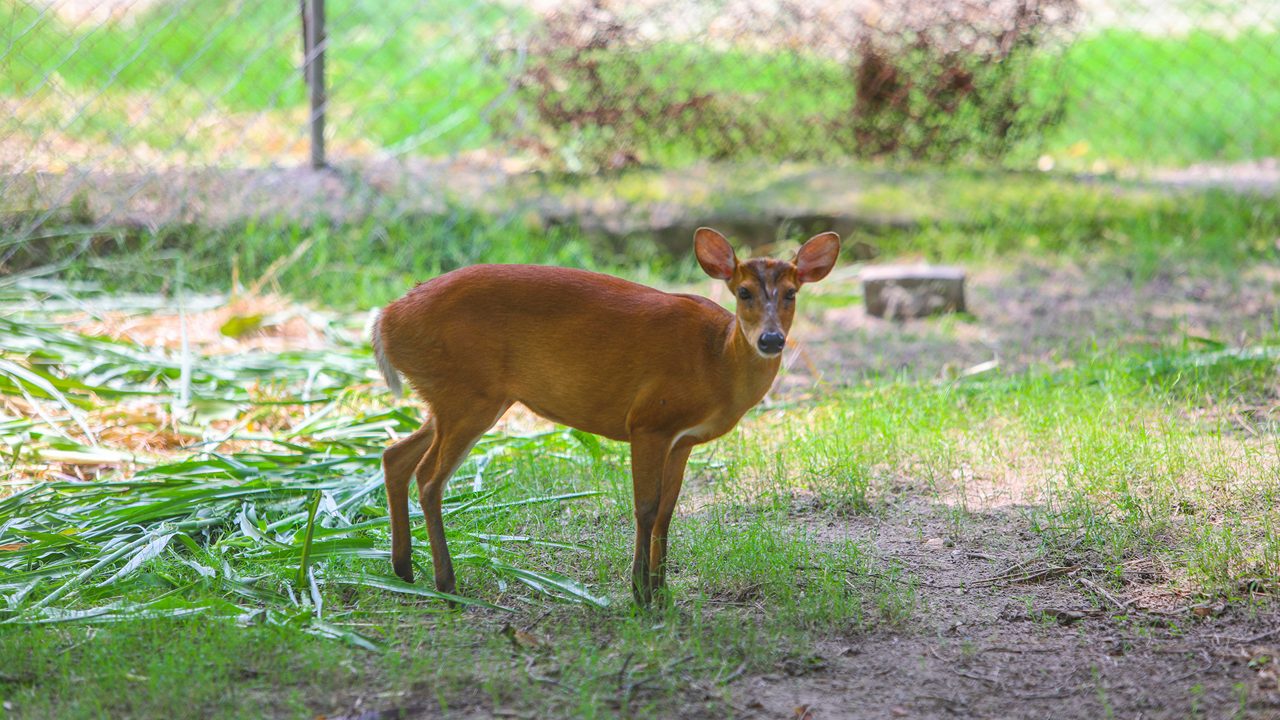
[374,228,839,604]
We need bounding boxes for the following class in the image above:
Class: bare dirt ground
[727,499,1280,719]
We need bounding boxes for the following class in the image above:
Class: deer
[371,227,840,605]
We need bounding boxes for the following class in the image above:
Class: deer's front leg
[629,432,671,606]
[650,441,693,598]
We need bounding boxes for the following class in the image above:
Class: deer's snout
[757,331,786,356]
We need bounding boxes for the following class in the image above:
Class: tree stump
[861,265,966,319]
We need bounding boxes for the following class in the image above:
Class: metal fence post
[302,0,326,169]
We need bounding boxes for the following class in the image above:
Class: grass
[1044,29,1280,167]
[3,209,699,309]
[6,172,1278,310]
[0,285,912,718]
[557,165,1280,265]
[1,0,523,158]
[3,3,1278,712]
[2,267,1278,714]
[4,1,1278,167]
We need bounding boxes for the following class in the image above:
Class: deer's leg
[629,432,671,606]
[383,419,435,583]
[649,441,693,596]
[415,398,509,595]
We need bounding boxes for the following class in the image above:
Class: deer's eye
[784,289,797,301]
[737,287,753,301]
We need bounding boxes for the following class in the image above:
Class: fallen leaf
[1040,608,1089,626]
[1190,599,1228,618]
[219,313,265,338]
[500,623,544,651]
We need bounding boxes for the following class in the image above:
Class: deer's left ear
[795,232,841,284]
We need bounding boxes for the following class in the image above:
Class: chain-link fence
[2,0,1278,300]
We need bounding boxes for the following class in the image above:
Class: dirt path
[728,501,1280,719]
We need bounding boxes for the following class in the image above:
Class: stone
[861,264,966,319]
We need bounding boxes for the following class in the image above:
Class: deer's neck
[722,317,781,411]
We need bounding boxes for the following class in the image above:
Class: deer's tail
[369,310,404,397]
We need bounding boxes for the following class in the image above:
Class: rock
[861,264,966,319]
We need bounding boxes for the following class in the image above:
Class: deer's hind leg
[384,419,436,583]
[414,393,511,594]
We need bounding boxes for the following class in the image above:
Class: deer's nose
[757,331,785,355]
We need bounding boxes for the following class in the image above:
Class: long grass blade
[295,490,322,589]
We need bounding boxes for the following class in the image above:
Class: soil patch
[730,500,1280,719]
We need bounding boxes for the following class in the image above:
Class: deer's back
[379,265,735,439]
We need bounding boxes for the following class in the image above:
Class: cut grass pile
[0,299,611,649]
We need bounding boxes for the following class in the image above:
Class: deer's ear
[694,227,737,281]
[795,232,841,284]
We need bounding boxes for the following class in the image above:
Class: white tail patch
[368,309,404,397]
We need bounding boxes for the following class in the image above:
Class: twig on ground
[1076,576,1131,613]
[491,710,534,719]
[967,564,1080,588]
[1165,650,1216,685]
[1223,626,1280,645]
[1007,685,1084,700]
[524,656,571,692]
[915,694,969,709]
[614,652,634,690]
[524,609,553,631]
[932,647,1085,700]
[861,570,958,590]
[718,662,748,685]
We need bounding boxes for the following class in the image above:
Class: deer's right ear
[694,227,737,280]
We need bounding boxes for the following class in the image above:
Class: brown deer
[372,228,840,604]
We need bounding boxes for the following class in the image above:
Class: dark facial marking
[743,260,788,301]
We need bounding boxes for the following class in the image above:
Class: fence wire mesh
[2,0,1278,300]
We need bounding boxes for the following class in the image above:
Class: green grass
[3,209,702,309]
[7,174,1277,309]
[2,294,1278,715]
[1,0,523,155]
[565,165,1280,267]
[0,293,913,718]
[2,272,1279,714]
[1044,30,1280,166]
[4,0,1278,167]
